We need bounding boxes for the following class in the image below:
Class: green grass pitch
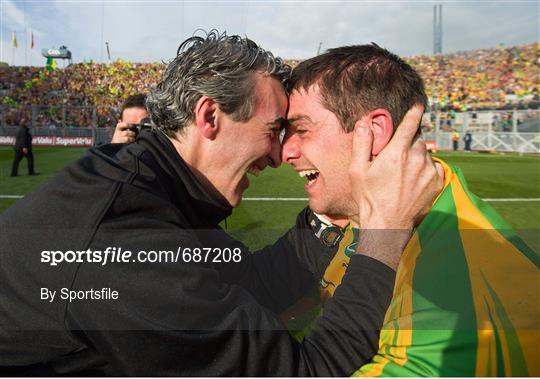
[1,146,539,252]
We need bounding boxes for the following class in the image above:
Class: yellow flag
[12,31,18,48]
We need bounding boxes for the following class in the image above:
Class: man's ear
[365,109,393,156]
[194,96,219,140]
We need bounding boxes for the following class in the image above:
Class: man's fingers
[388,104,424,148]
[117,136,135,144]
[351,120,374,175]
[116,122,131,131]
[411,135,428,156]
[112,129,136,144]
[413,138,440,179]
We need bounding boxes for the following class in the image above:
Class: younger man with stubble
[282,44,538,376]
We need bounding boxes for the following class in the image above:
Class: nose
[267,138,282,168]
[281,131,300,165]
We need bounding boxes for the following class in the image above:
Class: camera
[127,117,152,136]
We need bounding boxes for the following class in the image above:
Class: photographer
[111,94,149,143]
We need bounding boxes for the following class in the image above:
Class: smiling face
[282,85,356,218]
[214,74,288,207]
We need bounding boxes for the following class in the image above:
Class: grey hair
[146,30,291,138]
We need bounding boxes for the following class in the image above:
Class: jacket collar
[137,128,232,228]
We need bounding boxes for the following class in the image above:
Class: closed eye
[286,118,310,137]
[269,127,282,138]
[286,115,311,134]
[267,118,286,138]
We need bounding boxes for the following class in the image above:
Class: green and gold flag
[321,158,539,376]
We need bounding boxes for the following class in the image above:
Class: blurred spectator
[11,118,38,177]
[452,130,460,151]
[464,131,472,151]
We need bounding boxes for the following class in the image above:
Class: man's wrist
[360,212,415,231]
[355,229,412,271]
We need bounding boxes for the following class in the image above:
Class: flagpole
[12,31,18,66]
[24,0,27,66]
[30,29,33,67]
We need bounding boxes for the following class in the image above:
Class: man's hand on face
[111,121,137,144]
[349,105,443,270]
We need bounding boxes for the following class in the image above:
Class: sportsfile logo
[41,247,243,266]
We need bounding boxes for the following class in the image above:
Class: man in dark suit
[10,119,38,176]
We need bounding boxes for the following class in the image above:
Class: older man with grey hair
[0,31,440,376]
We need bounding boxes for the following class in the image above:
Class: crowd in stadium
[410,43,539,112]
[0,42,538,128]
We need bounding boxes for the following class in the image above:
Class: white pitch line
[242,197,540,202]
[482,198,540,202]
[1,195,540,202]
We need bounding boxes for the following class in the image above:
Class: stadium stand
[0,43,538,129]
[409,43,539,112]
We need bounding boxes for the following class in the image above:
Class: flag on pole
[46,56,54,71]
[12,31,18,48]
[31,32,34,49]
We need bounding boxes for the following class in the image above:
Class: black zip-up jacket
[14,125,32,150]
[0,129,395,376]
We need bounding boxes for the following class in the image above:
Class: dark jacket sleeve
[14,127,31,149]
[65,222,395,376]
[209,207,337,314]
